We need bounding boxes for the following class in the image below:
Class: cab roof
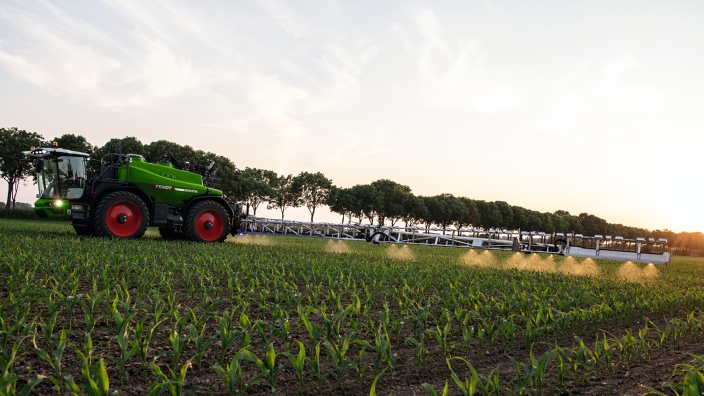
[22,147,90,158]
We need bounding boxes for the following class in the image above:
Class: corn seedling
[245,343,285,395]
[282,341,306,393]
[33,329,67,391]
[212,349,265,396]
[421,380,449,396]
[0,337,45,396]
[148,358,191,396]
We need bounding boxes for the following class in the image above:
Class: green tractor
[23,147,91,220]
[67,152,242,242]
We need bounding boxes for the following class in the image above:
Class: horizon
[2,1,702,233]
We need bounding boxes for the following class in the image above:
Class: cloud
[0,0,375,140]
[406,6,522,113]
[603,52,640,78]
[0,1,240,110]
[256,0,308,38]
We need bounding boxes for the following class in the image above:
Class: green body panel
[115,156,222,205]
[34,198,71,220]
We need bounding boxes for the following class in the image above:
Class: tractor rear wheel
[184,200,230,242]
[93,191,149,239]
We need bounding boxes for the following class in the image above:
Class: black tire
[184,200,231,242]
[554,238,568,249]
[93,191,149,239]
[159,226,186,240]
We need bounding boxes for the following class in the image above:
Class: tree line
[2,127,703,254]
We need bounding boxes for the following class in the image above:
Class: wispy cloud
[404,6,522,113]
[256,0,309,38]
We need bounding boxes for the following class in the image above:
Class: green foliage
[292,171,332,222]
[266,174,300,220]
[0,127,43,209]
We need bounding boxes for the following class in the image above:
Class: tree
[370,179,412,226]
[0,127,43,210]
[236,168,277,216]
[348,184,383,224]
[327,186,358,223]
[143,140,197,166]
[578,213,608,236]
[424,194,467,234]
[457,197,481,229]
[511,206,527,230]
[494,201,513,230]
[267,174,300,221]
[474,200,502,230]
[292,171,332,222]
[401,193,426,227]
[524,210,543,231]
[540,212,555,233]
[553,210,584,234]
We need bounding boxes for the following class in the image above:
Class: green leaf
[370,368,386,396]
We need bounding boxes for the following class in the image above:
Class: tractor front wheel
[184,200,230,242]
[93,191,149,239]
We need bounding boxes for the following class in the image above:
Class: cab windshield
[37,156,87,200]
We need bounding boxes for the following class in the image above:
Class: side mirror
[36,159,44,173]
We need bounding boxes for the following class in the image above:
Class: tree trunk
[310,208,315,222]
[5,180,13,211]
[281,209,285,221]
[11,181,19,209]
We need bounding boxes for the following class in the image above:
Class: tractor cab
[23,147,90,219]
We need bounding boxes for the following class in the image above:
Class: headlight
[54,200,63,207]
[70,204,83,211]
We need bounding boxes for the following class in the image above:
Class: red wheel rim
[195,209,225,241]
[106,201,142,237]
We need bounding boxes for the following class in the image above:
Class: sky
[1,0,703,233]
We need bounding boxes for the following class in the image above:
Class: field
[2,219,704,396]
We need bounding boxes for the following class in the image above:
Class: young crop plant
[295,305,322,349]
[133,315,167,380]
[32,329,67,392]
[446,357,501,396]
[305,343,324,392]
[148,359,194,396]
[64,357,113,396]
[216,310,242,365]
[1,337,45,396]
[187,323,214,374]
[405,331,431,368]
[646,355,704,396]
[212,349,265,396]
[113,310,138,383]
[282,341,306,393]
[80,289,108,335]
[421,380,449,396]
[323,334,353,387]
[246,342,285,395]
[528,346,553,395]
